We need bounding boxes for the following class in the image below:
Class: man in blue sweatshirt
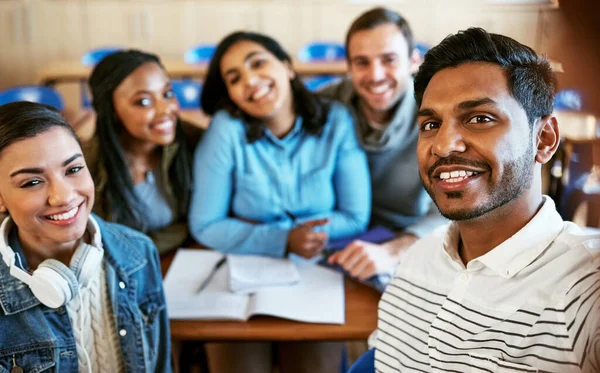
[322,8,446,285]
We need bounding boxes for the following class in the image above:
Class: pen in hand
[196,256,226,293]
[286,217,330,259]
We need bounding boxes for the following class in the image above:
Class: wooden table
[160,250,381,342]
[38,58,348,85]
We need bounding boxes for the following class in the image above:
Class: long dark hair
[0,102,79,155]
[201,31,331,142]
[89,49,192,231]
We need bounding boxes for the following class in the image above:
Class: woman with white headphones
[0,102,171,373]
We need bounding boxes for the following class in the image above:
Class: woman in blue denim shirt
[190,32,371,259]
[189,31,371,373]
[0,102,171,373]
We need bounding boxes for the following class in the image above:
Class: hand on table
[286,218,329,259]
[327,234,418,280]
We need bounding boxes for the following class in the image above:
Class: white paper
[163,249,225,297]
[167,264,249,320]
[227,254,300,294]
[248,263,345,324]
[164,249,248,320]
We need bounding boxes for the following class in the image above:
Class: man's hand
[286,218,329,259]
[327,233,419,280]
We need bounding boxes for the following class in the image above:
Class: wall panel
[0,0,559,98]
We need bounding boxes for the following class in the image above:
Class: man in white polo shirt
[376,27,600,372]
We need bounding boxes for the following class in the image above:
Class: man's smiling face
[416,62,536,221]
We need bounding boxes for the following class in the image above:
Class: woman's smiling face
[220,40,295,120]
[0,127,95,248]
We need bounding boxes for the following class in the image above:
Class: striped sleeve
[564,264,600,373]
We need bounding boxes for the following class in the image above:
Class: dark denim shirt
[0,215,172,373]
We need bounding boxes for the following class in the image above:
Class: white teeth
[439,170,478,182]
[368,84,389,94]
[252,86,270,101]
[154,121,173,130]
[47,206,78,221]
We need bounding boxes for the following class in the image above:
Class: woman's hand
[286,218,329,258]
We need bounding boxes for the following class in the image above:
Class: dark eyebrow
[350,55,368,62]
[417,98,498,118]
[10,153,83,178]
[10,167,43,177]
[63,153,82,166]
[351,52,397,62]
[133,90,152,96]
[133,82,172,96]
[223,51,266,77]
[417,108,437,117]
[457,98,497,111]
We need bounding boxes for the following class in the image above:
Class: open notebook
[227,254,300,294]
[164,249,345,324]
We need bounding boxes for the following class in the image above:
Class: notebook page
[164,249,250,320]
[227,254,300,294]
[247,264,344,324]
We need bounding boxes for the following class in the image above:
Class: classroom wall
[1,0,559,93]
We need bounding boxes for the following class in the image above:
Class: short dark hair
[345,7,414,59]
[201,31,330,142]
[414,27,556,125]
[89,50,192,231]
[0,101,78,156]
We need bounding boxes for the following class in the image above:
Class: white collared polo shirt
[376,197,600,373]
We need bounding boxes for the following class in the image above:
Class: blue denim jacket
[0,215,171,373]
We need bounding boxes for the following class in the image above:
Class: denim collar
[263,116,303,147]
[0,214,147,315]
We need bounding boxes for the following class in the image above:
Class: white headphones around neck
[0,215,104,309]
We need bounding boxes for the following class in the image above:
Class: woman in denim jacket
[0,102,171,373]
